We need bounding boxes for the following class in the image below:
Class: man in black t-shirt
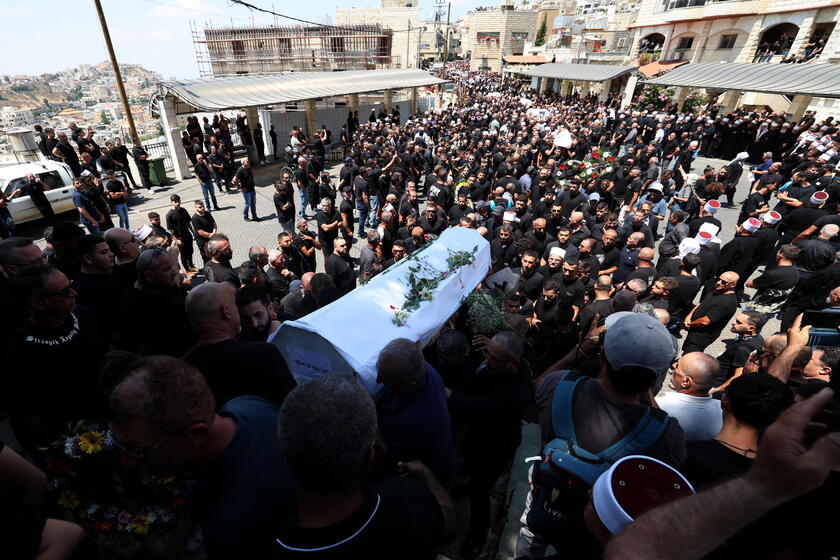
[165,194,196,272]
[184,282,296,408]
[745,244,800,317]
[683,271,739,354]
[234,159,259,221]
[712,310,765,394]
[324,238,356,295]
[273,375,450,559]
[274,175,296,233]
[295,222,320,274]
[9,173,56,225]
[118,249,196,357]
[131,138,152,190]
[3,265,106,455]
[191,201,216,265]
[203,233,241,287]
[316,199,341,260]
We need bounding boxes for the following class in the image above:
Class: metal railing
[143,141,173,171]
[658,0,753,11]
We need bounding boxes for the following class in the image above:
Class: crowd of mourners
[1,61,840,560]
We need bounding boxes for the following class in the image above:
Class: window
[232,40,245,57]
[676,36,694,50]
[511,32,529,41]
[718,34,737,49]
[38,171,64,190]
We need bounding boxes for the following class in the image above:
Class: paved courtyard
[18,154,776,361]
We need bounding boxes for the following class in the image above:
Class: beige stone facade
[337,2,422,69]
[461,7,540,72]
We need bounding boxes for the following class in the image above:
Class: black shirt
[204,261,241,286]
[71,272,124,334]
[687,291,739,348]
[235,166,255,191]
[191,212,216,245]
[118,286,196,357]
[325,253,356,295]
[274,186,296,222]
[166,207,193,240]
[18,180,49,207]
[183,340,296,409]
[272,477,444,560]
[2,306,106,448]
[316,209,340,246]
[195,161,213,183]
[716,335,764,384]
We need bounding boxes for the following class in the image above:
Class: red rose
[559,163,567,170]
[592,152,600,158]
[390,305,397,309]
[93,522,113,534]
[592,172,598,177]
[579,164,585,169]
[608,157,615,162]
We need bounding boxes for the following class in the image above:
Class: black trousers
[137,164,152,189]
[179,239,195,270]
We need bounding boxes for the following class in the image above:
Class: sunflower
[130,515,151,535]
[58,490,81,510]
[78,431,105,454]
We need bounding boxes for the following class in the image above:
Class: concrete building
[193,23,394,77]
[460,3,539,72]
[337,0,421,69]
[0,106,34,129]
[627,0,840,115]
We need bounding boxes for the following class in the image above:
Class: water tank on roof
[6,128,42,163]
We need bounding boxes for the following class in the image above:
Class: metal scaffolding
[192,22,396,77]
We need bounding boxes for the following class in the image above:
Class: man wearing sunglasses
[683,271,740,354]
[108,355,294,559]
[3,265,105,456]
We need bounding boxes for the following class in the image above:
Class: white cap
[503,210,518,222]
[741,217,761,233]
[134,224,153,242]
[698,222,721,238]
[696,231,713,245]
[593,455,694,536]
[704,200,721,214]
[549,246,566,258]
[762,211,781,224]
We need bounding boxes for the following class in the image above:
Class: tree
[100,110,110,124]
[535,16,547,47]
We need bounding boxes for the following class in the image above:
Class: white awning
[158,68,447,113]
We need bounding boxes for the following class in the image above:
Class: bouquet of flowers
[557,151,617,188]
[45,421,190,558]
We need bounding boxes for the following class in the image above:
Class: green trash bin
[147,156,167,186]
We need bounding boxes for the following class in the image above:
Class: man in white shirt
[656,352,723,441]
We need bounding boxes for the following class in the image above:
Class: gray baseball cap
[604,312,675,375]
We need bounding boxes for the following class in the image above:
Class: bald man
[656,352,722,440]
[682,271,739,354]
[280,271,317,319]
[626,246,658,289]
[183,282,296,408]
[614,232,646,283]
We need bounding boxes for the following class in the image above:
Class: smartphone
[802,309,840,330]
[803,310,840,347]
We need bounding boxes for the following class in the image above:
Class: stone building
[627,0,840,115]
[460,4,539,72]
[337,0,422,69]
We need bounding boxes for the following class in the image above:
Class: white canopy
[273,227,491,393]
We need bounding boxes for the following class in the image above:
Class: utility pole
[93,0,138,141]
[443,3,451,65]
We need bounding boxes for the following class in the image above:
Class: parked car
[0,161,76,225]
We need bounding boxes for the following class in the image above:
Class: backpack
[526,372,669,541]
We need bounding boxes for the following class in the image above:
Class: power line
[142,0,266,25]
[227,0,425,33]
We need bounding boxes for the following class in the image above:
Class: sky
[0,0,480,80]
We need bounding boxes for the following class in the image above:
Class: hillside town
[1,0,840,559]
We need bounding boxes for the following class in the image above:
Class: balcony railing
[657,0,753,12]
